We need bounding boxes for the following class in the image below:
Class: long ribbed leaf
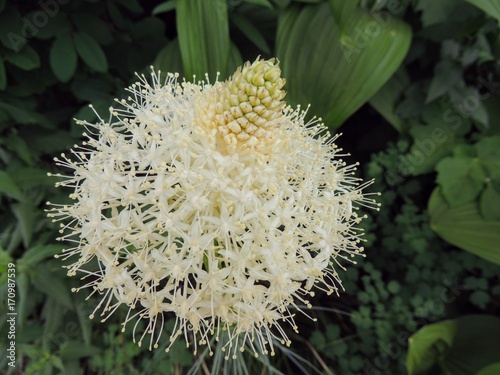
[276,3,412,129]
[329,0,359,32]
[428,187,500,265]
[176,0,231,80]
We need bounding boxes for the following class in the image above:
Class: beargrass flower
[47,58,379,358]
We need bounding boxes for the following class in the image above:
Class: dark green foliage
[0,1,499,374]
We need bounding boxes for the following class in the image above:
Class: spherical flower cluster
[47,58,379,358]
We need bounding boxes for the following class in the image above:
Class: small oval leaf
[5,45,40,70]
[50,34,78,82]
[73,31,108,73]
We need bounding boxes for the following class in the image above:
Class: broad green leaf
[176,0,231,79]
[408,315,500,375]
[230,13,271,53]
[33,264,73,308]
[73,32,108,73]
[329,0,360,32]
[369,68,409,132]
[465,0,500,25]
[50,34,78,82]
[480,184,500,220]
[477,363,500,375]
[429,187,500,265]
[0,0,5,12]
[276,3,412,129]
[152,0,176,15]
[0,171,25,201]
[0,56,6,90]
[4,46,40,71]
[18,244,65,268]
[436,156,486,206]
[407,319,456,374]
[476,136,500,174]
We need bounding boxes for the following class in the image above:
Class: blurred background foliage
[0,0,499,374]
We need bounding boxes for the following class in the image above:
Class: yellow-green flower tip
[198,58,286,152]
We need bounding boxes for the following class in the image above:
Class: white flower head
[47,58,379,358]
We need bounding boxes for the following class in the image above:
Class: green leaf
[477,363,500,375]
[107,0,130,29]
[152,0,176,15]
[10,168,54,189]
[0,247,12,285]
[426,60,463,103]
[16,272,29,326]
[408,315,500,375]
[436,156,486,206]
[72,13,114,45]
[0,171,25,201]
[369,68,409,132]
[476,136,500,174]
[480,184,500,220]
[465,0,500,25]
[244,0,273,7]
[415,0,457,27]
[50,34,77,83]
[73,32,108,73]
[470,290,490,309]
[41,297,64,349]
[59,341,101,360]
[33,264,73,308]
[176,0,231,79]
[18,244,65,268]
[4,46,40,71]
[154,39,184,76]
[329,0,360,32]
[0,56,6,90]
[429,187,500,265]
[0,102,52,127]
[276,3,412,129]
[12,203,37,247]
[405,123,456,176]
[230,13,271,54]
[5,134,33,165]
